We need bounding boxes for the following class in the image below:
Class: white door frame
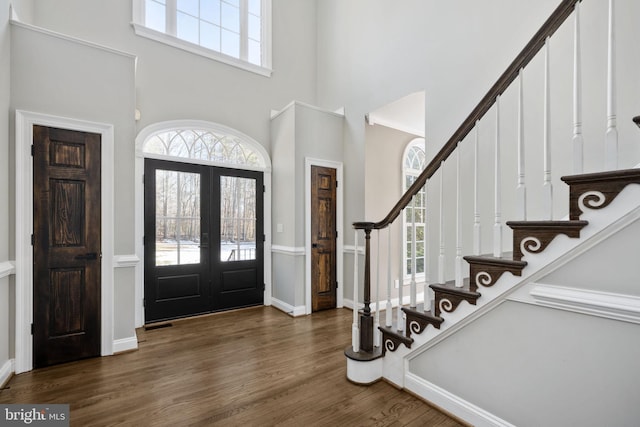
[14,110,115,373]
[305,158,344,314]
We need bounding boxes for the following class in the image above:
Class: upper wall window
[133,0,272,76]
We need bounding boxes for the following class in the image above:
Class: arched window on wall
[402,138,426,282]
[143,128,266,169]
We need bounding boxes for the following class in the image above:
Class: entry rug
[0,405,69,427]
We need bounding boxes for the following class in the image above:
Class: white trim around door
[305,158,344,314]
[15,110,115,374]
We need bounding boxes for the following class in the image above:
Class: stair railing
[349,0,596,357]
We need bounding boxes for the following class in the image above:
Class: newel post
[360,226,374,352]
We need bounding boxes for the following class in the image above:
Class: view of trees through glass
[220,176,256,262]
[155,170,201,266]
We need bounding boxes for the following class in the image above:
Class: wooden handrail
[355,0,581,231]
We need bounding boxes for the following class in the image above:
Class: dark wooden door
[311,166,337,312]
[144,160,264,323]
[33,125,102,368]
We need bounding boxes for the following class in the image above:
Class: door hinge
[263,185,266,193]
[336,281,338,289]
[143,236,146,245]
[263,283,266,291]
[30,323,34,335]
[336,231,338,239]
[263,234,266,242]
[31,145,34,156]
[31,234,34,245]
[143,298,145,307]
[336,181,338,188]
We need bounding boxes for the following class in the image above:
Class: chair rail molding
[0,261,15,279]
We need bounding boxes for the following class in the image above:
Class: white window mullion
[166,0,177,37]
[240,0,249,62]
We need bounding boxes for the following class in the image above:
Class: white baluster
[386,228,392,327]
[424,179,432,312]
[455,143,463,287]
[494,96,503,258]
[473,121,481,256]
[605,0,618,170]
[352,231,359,352]
[543,37,553,220]
[517,69,527,220]
[398,216,404,331]
[397,276,403,332]
[410,196,417,307]
[573,2,584,174]
[374,230,380,347]
[438,161,445,282]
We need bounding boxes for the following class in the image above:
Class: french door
[144,158,264,323]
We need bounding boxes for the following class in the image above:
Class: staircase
[345,0,640,424]
[381,167,640,354]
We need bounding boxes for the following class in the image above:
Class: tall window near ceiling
[402,139,426,282]
[133,0,272,75]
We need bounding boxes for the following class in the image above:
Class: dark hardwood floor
[0,307,465,426]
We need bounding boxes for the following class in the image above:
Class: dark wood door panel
[33,125,101,368]
[311,166,337,312]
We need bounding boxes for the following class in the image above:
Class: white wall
[29,0,317,152]
[409,301,640,426]
[540,217,640,296]
[270,102,343,310]
[364,124,415,302]
[0,0,12,379]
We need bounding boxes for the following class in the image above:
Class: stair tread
[506,220,588,228]
[402,304,443,322]
[378,326,414,344]
[464,254,527,268]
[431,279,481,297]
[561,168,640,184]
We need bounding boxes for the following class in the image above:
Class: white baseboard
[0,359,14,388]
[113,336,138,353]
[404,372,515,427]
[271,297,306,316]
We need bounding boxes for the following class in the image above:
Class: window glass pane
[248,0,261,16]
[201,0,220,24]
[221,29,240,57]
[177,0,199,16]
[200,22,220,50]
[248,13,261,41]
[145,0,166,32]
[248,39,261,65]
[221,2,240,32]
[220,176,257,262]
[177,12,200,44]
[155,170,201,266]
[224,0,240,7]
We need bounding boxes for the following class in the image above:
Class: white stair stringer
[377,182,640,424]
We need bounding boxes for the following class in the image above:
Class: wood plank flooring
[0,307,466,426]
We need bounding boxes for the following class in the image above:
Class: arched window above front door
[138,120,270,172]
